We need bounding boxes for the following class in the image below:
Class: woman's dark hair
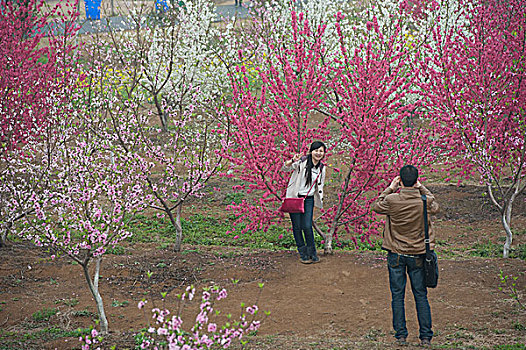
[400,165,418,187]
[305,141,326,186]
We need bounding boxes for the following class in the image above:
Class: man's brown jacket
[372,185,439,255]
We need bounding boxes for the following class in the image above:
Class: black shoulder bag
[422,194,438,288]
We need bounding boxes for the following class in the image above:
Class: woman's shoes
[298,246,321,264]
[310,255,320,263]
[300,257,312,264]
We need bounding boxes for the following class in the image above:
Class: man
[372,165,439,347]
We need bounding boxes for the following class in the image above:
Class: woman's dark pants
[289,196,317,260]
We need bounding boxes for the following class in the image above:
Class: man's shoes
[395,337,408,346]
[420,338,431,347]
[300,257,312,264]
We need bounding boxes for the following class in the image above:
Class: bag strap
[306,170,322,195]
[421,194,431,254]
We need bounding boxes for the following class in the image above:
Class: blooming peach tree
[316,7,442,252]
[223,3,442,252]
[421,0,526,257]
[20,110,151,333]
[223,10,332,238]
[77,0,236,251]
[0,0,79,150]
[0,0,79,247]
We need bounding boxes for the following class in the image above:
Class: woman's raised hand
[285,153,301,167]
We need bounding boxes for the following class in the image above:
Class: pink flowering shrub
[136,285,267,349]
[81,285,268,349]
[80,328,102,350]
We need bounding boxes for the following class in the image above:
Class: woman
[282,141,327,264]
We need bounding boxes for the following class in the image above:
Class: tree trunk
[487,182,519,259]
[166,204,183,252]
[1,229,6,248]
[502,213,513,258]
[174,205,183,251]
[154,94,168,132]
[1,222,12,248]
[502,182,520,258]
[324,228,334,254]
[312,221,326,241]
[82,257,109,333]
[324,170,352,254]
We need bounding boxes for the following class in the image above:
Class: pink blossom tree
[0,0,80,247]
[0,117,71,248]
[122,99,227,252]
[318,9,441,252]
[19,110,151,333]
[4,33,151,331]
[223,4,442,252]
[421,0,526,257]
[223,10,332,238]
[0,0,79,150]
[76,0,240,251]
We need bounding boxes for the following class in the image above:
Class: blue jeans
[387,251,433,340]
[289,196,315,255]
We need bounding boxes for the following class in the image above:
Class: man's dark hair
[400,165,418,187]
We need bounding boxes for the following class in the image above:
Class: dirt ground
[1,184,525,349]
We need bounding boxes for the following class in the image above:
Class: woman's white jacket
[282,158,326,209]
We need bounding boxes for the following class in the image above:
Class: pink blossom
[217,289,227,300]
[246,305,258,315]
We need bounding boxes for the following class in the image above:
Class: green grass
[494,345,526,350]
[512,228,526,236]
[335,235,383,252]
[125,213,298,250]
[106,245,127,255]
[124,212,525,259]
[469,240,526,260]
[111,300,129,307]
[72,309,95,317]
[32,308,58,322]
[0,327,91,349]
[125,213,385,252]
[223,192,245,205]
[125,215,171,243]
[22,327,92,341]
[54,298,79,307]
